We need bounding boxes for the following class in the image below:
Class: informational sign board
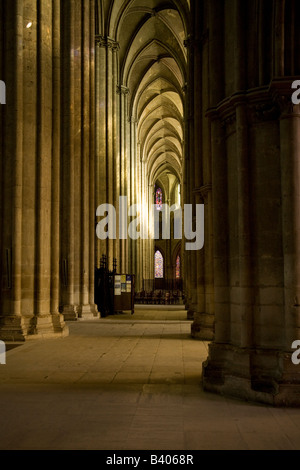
[113,274,135,314]
[114,275,121,296]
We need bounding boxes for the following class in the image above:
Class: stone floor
[1,305,300,450]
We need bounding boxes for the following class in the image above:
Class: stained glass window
[155,250,164,278]
[155,187,163,211]
[175,255,180,279]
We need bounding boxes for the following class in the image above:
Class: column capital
[206,87,283,129]
[193,184,212,202]
[128,116,138,124]
[95,35,120,51]
[184,30,209,49]
[117,85,130,95]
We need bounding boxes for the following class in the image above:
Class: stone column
[0,0,27,340]
[189,13,215,340]
[128,117,136,277]
[131,119,140,287]
[95,36,106,268]
[234,99,253,349]
[206,0,227,345]
[0,2,3,310]
[191,185,214,340]
[112,47,120,270]
[32,0,56,334]
[95,35,119,272]
[78,0,97,320]
[183,36,197,320]
[209,114,229,344]
[88,0,96,312]
[274,0,285,77]
[191,27,206,336]
[118,85,130,274]
[59,0,96,321]
[50,0,68,332]
[50,0,61,316]
[182,126,192,316]
[270,82,300,349]
[60,0,76,321]
[277,93,300,397]
[125,111,132,275]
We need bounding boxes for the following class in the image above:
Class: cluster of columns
[94,33,148,290]
[191,0,300,405]
[183,0,214,340]
[0,0,96,340]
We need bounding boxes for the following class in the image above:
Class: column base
[0,315,27,342]
[191,312,215,340]
[77,304,99,320]
[27,314,69,338]
[202,342,300,406]
[186,309,194,320]
[61,304,78,321]
[0,314,69,341]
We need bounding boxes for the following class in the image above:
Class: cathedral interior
[1,0,300,451]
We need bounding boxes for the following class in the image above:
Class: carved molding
[193,184,212,202]
[95,35,120,51]
[117,85,130,96]
[207,79,300,130]
[220,112,236,131]
[184,30,209,49]
[247,101,280,123]
[206,87,283,132]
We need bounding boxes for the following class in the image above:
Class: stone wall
[0,0,96,341]
[194,0,300,405]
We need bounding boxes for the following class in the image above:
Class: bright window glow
[175,255,181,279]
[155,250,164,278]
[155,187,163,211]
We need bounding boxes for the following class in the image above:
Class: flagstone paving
[1,306,300,450]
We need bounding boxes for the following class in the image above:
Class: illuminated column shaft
[0,0,27,340]
[118,85,130,274]
[95,35,119,271]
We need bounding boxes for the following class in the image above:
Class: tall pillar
[50,0,67,332]
[0,0,95,336]
[78,0,97,320]
[31,0,57,334]
[235,100,253,349]
[209,115,229,345]
[183,35,197,320]
[60,0,76,321]
[0,0,27,340]
[95,36,107,268]
[88,0,96,313]
[189,2,215,340]
[95,35,119,272]
[1,0,69,338]
[270,80,300,351]
[128,117,138,279]
[191,25,206,336]
[118,85,130,274]
[280,99,300,350]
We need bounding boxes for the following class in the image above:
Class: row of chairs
[134,290,182,305]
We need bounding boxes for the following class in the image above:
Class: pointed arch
[154,250,164,279]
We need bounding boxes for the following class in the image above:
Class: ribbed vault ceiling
[100,0,189,185]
